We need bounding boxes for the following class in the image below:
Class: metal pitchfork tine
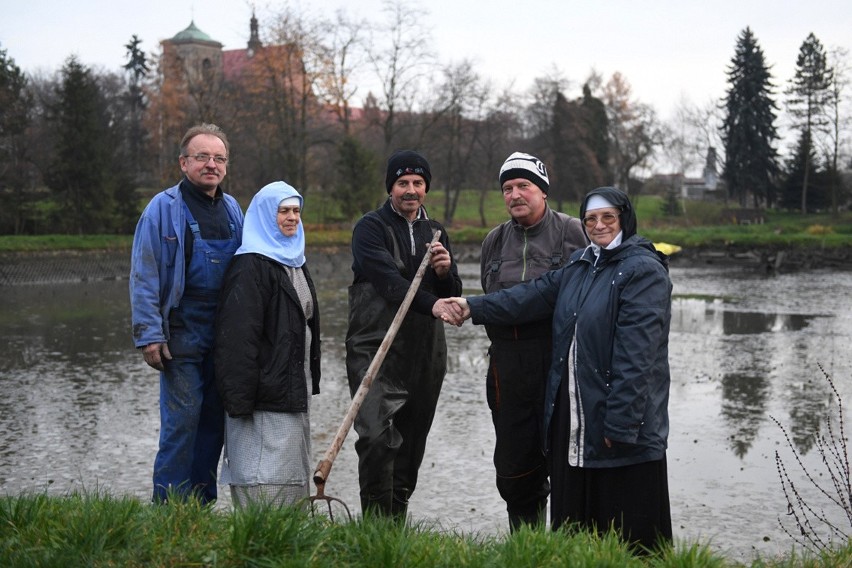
[309,230,443,521]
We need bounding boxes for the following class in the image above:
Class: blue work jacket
[129,183,244,348]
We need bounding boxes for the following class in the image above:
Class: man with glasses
[130,123,244,504]
[477,152,587,531]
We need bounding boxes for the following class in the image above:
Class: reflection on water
[671,297,820,335]
[720,373,769,458]
[1,261,851,563]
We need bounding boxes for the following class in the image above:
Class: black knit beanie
[385,150,432,193]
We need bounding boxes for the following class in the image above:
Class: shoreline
[453,242,852,272]
[1,244,850,286]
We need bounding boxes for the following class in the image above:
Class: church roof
[169,20,222,47]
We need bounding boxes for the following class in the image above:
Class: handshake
[431,297,471,327]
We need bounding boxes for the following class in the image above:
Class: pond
[1,253,850,563]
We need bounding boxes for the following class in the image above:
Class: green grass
[2,193,851,252]
[2,492,847,567]
[0,234,134,252]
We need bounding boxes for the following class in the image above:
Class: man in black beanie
[345,149,462,520]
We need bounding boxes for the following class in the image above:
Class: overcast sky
[2,0,850,126]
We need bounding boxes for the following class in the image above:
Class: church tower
[247,12,263,57]
[160,20,224,89]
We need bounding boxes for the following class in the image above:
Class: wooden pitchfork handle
[312,229,443,493]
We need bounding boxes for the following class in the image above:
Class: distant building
[161,20,223,88]
[681,147,722,200]
[647,147,725,201]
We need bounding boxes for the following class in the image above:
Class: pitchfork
[309,230,443,521]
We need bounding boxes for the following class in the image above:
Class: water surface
[1,260,850,562]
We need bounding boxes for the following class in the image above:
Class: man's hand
[433,297,471,326]
[429,241,452,278]
[142,342,172,371]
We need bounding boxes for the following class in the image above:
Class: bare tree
[426,60,490,223]
[602,72,661,196]
[225,6,330,194]
[315,9,370,136]
[475,87,521,227]
[823,46,851,213]
[658,95,724,177]
[523,68,570,147]
[365,0,436,154]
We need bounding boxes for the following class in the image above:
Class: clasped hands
[432,297,470,327]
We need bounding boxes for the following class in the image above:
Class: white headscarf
[235,181,305,267]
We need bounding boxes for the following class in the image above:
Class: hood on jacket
[580,186,637,242]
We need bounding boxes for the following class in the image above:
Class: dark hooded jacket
[468,186,672,468]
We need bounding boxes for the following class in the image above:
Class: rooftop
[169,20,222,47]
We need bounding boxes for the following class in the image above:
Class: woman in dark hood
[441,187,673,553]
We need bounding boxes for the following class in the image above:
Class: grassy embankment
[2,491,849,567]
[1,192,850,252]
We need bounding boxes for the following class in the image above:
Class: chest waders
[483,220,567,531]
[152,201,239,504]
[344,225,447,520]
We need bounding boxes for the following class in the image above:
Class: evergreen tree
[334,135,381,220]
[780,130,829,212]
[0,44,34,234]
[550,91,602,208]
[123,35,149,181]
[44,56,117,234]
[785,33,834,214]
[721,27,780,207]
[660,188,682,217]
[581,82,611,184]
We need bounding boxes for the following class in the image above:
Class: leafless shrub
[771,364,851,554]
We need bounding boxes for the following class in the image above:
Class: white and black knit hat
[499,152,550,193]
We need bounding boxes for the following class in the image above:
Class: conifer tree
[786,33,834,213]
[721,27,779,207]
[780,130,829,212]
[550,91,602,207]
[123,35,149,180]
[334,135,381,220]
[581,82,611,184]
[0,44,33,234]
[44,57,116,233]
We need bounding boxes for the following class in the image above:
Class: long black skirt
[549,391,672,552]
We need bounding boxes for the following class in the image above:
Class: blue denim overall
[152,201,239,503]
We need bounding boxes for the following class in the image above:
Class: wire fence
[0,251,130,286]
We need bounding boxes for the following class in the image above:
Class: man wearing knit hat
[345,149,463,520]
[479,151,587,531]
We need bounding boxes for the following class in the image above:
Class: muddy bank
[665,243,852,272]
[426,243,852,273]
[1,243,850,286]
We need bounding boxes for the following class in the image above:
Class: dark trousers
[486,336,551,531]
[346,283,447,520]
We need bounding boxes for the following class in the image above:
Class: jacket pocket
[163,236,178,268]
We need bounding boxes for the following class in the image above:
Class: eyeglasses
[184,153,228,165]
[582,212,619,228]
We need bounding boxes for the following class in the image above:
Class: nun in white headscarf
[214,181,321,508]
